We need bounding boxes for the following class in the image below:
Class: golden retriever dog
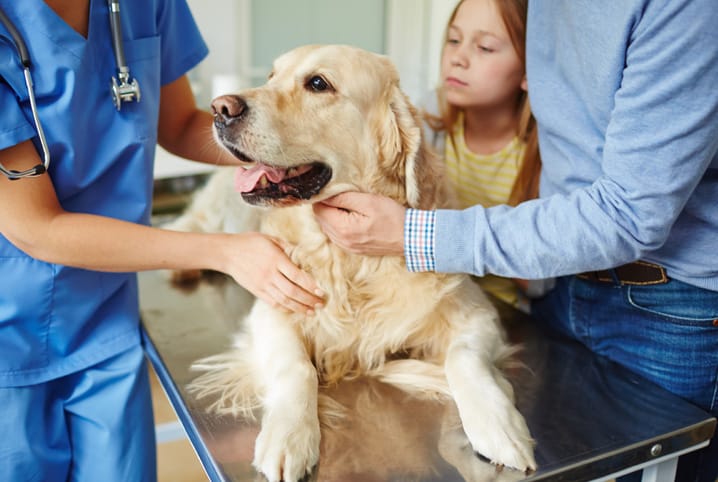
[174,44,536,482]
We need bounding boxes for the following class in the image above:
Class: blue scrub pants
[532,275,718,482]
[0,344,157,482]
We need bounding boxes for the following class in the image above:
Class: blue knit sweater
[434,0,718,291]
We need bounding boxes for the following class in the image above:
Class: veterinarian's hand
[313,192,405,256]
[229,233,324,313]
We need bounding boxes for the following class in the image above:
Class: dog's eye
[306,75,332,93]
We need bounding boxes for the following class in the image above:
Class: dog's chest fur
[260,204,462,382]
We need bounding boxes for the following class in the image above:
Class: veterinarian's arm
[0,142,323,313]
[313,192,406,257]
[157,75,238,166]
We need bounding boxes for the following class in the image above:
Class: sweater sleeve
[435,0,718,281]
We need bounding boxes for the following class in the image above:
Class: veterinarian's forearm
[8,209,325,314]
[159,109,238,166]
[13,211,230,273]
[157,75,237,166]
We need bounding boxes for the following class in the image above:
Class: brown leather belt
[577,260,669,286]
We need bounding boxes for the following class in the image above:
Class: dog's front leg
[248,302,320,482]
[438,405,527,482]
[444,305,536,473]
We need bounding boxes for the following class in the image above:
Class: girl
[424,0,540,308]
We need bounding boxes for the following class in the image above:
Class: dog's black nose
[211,95,247,125]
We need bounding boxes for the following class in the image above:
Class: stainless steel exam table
[138,270,715,482]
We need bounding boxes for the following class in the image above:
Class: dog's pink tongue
[234,165,287,193]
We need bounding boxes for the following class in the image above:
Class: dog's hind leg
[247,302,321,482]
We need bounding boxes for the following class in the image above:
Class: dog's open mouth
[233,161,332,206]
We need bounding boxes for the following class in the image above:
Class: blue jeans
[532,275,718,482]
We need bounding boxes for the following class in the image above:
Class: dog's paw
[439,423,527,482]
[253,412,321,482]
[461,403,536,473]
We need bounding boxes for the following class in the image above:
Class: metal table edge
[528,418,717,481]
[141,323,228,482]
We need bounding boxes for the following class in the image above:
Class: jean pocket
[626,279,718,325]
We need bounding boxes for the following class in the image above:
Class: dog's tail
[187,349,261,419]
[368,359,452,400]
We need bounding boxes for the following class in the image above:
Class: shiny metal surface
[139,270,716,482]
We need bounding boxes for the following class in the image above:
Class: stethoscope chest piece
[110,70,141,110]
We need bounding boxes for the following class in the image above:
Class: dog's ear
[377,84,444,209]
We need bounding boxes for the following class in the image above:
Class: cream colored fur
[176,44,535,481]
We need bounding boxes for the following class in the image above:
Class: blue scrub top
[0,0,208,386]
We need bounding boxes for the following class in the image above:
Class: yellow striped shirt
[444,117,525,307]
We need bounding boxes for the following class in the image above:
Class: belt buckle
[577,261,669,285]
[617,261,668,286]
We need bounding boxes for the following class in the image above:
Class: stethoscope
[0,0,140,180]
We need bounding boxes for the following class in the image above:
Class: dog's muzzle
[212,95,247,129]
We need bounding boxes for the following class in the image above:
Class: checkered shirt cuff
[404,209,436,272]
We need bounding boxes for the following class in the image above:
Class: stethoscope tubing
[0,6,29,66]
[0,4,51,179]
[0,1,141,179]
[108,0,129,75]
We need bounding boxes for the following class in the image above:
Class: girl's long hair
[427,0,540,205]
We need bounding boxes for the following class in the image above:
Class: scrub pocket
[119,36,161,142]
[0,253,53,373]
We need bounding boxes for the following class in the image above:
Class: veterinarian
[0,1,322,480]
[421,0,542,311]
[313,1,718,481]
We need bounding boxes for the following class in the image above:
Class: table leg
[641,458,678,482]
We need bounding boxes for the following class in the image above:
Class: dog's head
[211,44,443,209]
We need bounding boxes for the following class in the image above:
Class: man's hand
[312,192,406,256]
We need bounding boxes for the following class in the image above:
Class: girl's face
[440,0,526,110]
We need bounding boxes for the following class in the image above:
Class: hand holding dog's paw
[253,411,321,482]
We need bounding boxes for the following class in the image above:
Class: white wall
[385,0,456,103]
[426,0,458,93]
[185,0,251,106]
